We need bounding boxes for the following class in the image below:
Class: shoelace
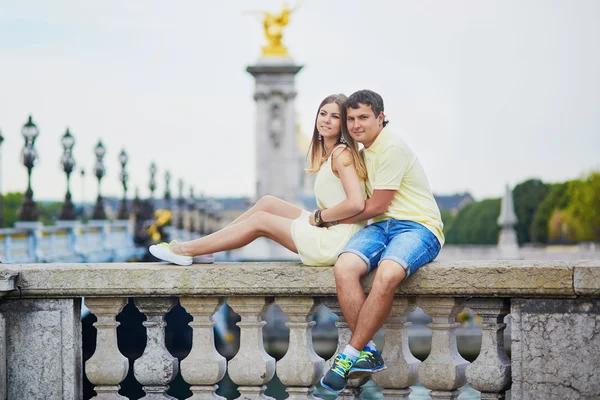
[356,350,374,363]
[332,355,353,377]
[157,240,177,248]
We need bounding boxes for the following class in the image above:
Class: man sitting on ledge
[320,89,445,393]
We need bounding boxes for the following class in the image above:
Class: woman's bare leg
[171,210,297,256]
[227,195,303,227]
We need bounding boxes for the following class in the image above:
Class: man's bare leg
[348,259,406,350]
[334,253,368,332]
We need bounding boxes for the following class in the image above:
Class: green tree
[512,179,551,244]
[2,192,24,228]
[563,172,600,241]
[530,183,570,243]
[445,198,501,245]
[440,210,456,235]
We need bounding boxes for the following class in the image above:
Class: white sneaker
[192,254,215,264]
[149,241,192,266]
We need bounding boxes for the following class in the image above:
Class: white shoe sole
[149,245,192,266]
[192,254,214,264]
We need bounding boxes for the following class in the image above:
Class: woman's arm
[316,148,365,224]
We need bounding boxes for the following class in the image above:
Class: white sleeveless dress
[291,146,367,266]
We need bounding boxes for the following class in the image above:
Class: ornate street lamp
[149,162,157,209]
[17,115,40,221]
[117,149,129,220]
[197,195,206,235]
[59,128,77,220]
[188,187,196,233]
[177,179,185,230]
[0,128,4,227]
[164,171,172,211]
[91,140,107,220]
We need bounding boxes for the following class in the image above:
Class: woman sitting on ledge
[150,93,368,266]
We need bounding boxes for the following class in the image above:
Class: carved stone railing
[0,260,599,399]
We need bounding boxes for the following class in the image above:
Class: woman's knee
[247,211,271,233]
[256,195,278,211]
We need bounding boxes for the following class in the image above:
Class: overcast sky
[1,0,598,204]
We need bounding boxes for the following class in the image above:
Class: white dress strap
[330,144,348,159]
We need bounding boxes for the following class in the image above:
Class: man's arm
[337,189,396,224]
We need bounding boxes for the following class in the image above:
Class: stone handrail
[0,261,599,399]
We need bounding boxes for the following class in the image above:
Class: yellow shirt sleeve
[373,144,411,190]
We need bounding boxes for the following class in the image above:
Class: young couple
[149,89,444,393]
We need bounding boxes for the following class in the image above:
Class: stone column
[465,298,511,399]
[179,297,227,400]
[227,297,275,400]
[372,298,420,400]
[85,297,129,400]
[275,297,324,399]
[322,297,368,400]
[246,61,303,204]
[417,297,468,400]
[134,297,179,400]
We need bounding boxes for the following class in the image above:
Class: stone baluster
[466,298,511,399]
[179,297,227,400]
[321,297,368,400]
[417,297,468,400]
[372,297,420,400]
[227,297,275,400]
[134,297,179,400]
[85,297,129,400]
[275,297,324,399]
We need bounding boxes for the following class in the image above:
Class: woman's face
[316,102,342,140]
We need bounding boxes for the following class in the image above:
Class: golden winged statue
[246,3,298,56]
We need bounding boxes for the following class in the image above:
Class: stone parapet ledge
[2,260,598,299]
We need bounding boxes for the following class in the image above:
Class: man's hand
[308,212,318,226]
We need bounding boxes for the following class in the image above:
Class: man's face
[346,103,384,148]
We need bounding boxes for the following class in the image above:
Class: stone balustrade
[0,260,599,399]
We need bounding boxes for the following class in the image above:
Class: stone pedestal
[511,298,600,399]
[0,298,82,399]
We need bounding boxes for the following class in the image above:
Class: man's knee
[334,252,368,283]
[374,260,406,293]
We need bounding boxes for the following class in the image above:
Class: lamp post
[59,128,77,220]
[188,187,196,233]
[197,195,206,235]
[17,115,40,222]
[91,140,107,220]
[117,149,129,220]
[164,171,172,211]
[177,179,185,230]
[149,162,157,209]
[0,129,4,227]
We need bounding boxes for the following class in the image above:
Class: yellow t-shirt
[362,128,445,246]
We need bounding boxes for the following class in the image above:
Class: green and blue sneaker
[320,353,355,393]
[347,347,387,379]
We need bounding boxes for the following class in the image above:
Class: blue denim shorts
[341,219,441,277]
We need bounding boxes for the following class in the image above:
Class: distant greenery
[445,171,599,245]
[1,192,62,227]
[445,198,501,245]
